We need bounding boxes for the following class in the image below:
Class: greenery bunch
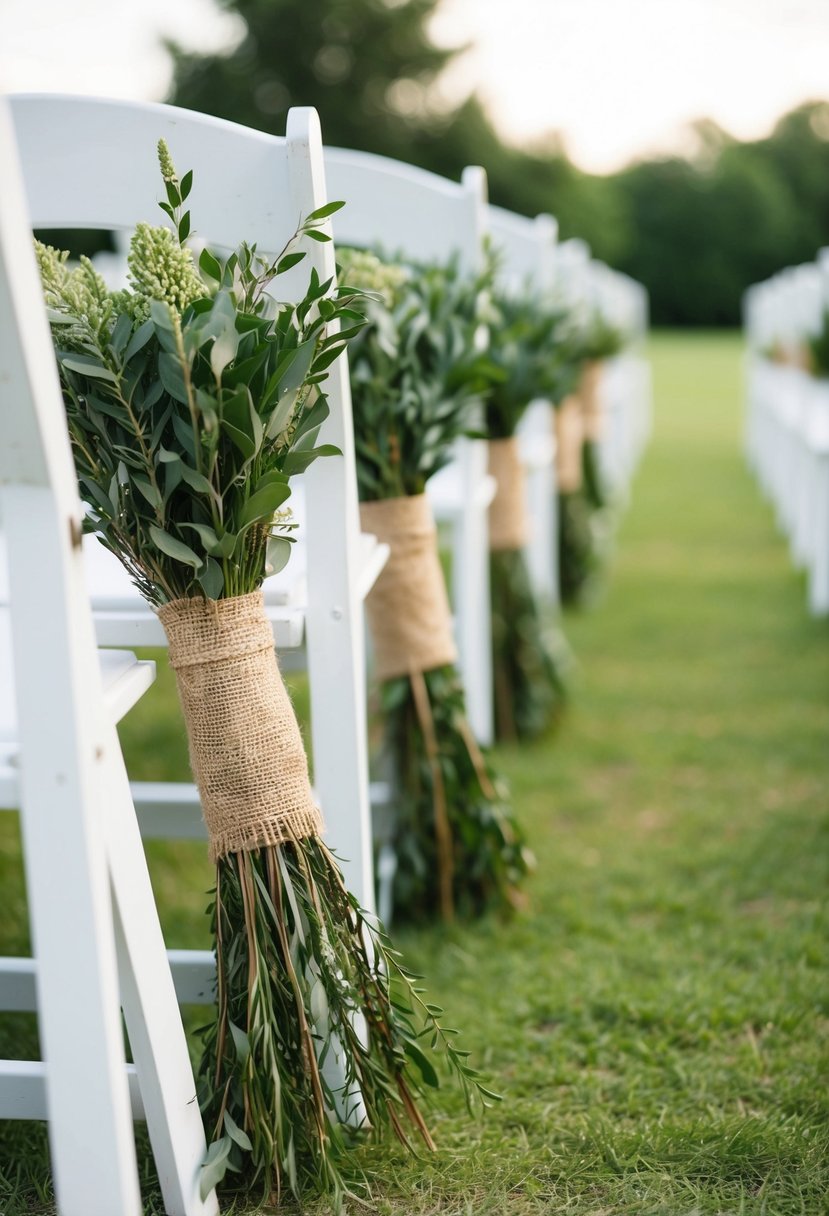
[557,308,627,607]
[341,247,532,920]
[37,147,489,1206]
[808,310,829,378]
[344,248,493,499]
[483,282,573,740]
[484,283,577,439]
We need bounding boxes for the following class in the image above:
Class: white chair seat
[0,607,155,806]
[0,507,388,651]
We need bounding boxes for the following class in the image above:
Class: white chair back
[324,146,496,743]
[10,93,376,908]
[0,93,215,1216]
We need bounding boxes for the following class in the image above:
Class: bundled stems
[379,665,533,922]
[198,837,478,1203]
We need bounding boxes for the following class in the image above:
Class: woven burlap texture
[158,591,322,861]
[488,437,530,551]
[555,395,584,493]
[579,360,605,442]
[360,494,457,681]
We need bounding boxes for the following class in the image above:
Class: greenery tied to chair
[35,143,493,1208]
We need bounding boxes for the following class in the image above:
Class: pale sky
[2,0,828,173]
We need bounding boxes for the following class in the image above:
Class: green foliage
[4,335,829,1215]
[808,310,829,378]
[199,838,492,1204]
[163,0,829,327]
[36,147,491,1208]
[379,666,533,921]
[341,247,494,499]
[166,0,455,163]
[342,247,530,919]
[37,153,357,605]
[485,286,580,438]
[490,549,569,741]
[558,488,602,607]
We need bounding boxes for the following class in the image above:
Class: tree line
[165,0,829,327]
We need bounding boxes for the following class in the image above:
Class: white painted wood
[744,260,829,616]
[325,147,495,744]
[10,93,379,913]
[0,1060,145,1122]
[0,951,216,1011]
[0,94,215,1216]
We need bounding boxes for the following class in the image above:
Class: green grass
[2,330,828,1214]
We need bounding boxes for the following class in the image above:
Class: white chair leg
[6,498,143,1216]
[103,740,219,1216]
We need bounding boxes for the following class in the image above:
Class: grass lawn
[1,330,827,1214]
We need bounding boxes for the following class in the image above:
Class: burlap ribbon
[579,360,605,442]
[359,494,457,682]
[158,591,323,862]
[555,395,585,493]
[488,437,530,552]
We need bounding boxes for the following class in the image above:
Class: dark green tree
[165,5,829,326]
[166,0,459,162]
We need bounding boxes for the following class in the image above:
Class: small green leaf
[223,1111,253,1153]
[178,212,191,242]
[405,1040,440,1088]
[123,319,155,363]
[276,251,306,274]
[306,200,345,222]
[179,463,215,496]
[197,556,224,598]
[148,526,202,568]
[59,354,118,383]
[228,1021,250,1068]
[305,228,331,242]
[199,1136,233,1200]
[180,169,193,200]
[199,247,222,282]
[265,535,292,575]
[109,313,133,357]
[131,476,162,510]
[239,481,291,528]
[158,351,189,404]
[281,444,339,476]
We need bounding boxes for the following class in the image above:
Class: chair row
[0,93,648,1213]
[744,253,829,615]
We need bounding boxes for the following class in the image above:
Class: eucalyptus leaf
[239,481,291,528]
[148,525,202,568]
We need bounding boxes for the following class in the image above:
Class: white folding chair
[323,147,496,745]
[0,96,216,1216]
[9,93,380,911]
[487,204,559,605]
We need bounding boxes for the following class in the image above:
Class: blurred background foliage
[165,0,829,326]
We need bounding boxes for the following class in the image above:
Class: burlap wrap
[579,360,605,442]
[158,591,323,861]
[487,437,530,551]
[360,494,457,681]
[555,395,585,493]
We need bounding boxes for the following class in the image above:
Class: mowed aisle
[0,332,826,1213]
[372,330,829,1215]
